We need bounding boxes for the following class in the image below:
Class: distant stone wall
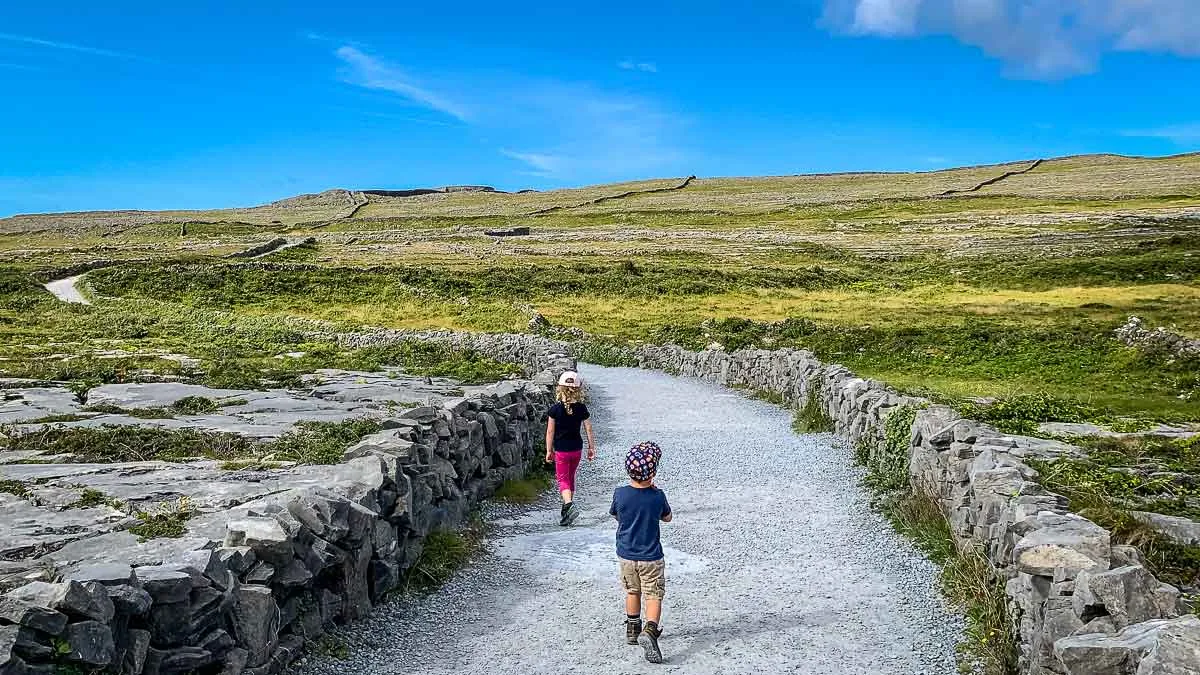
[635,344,1200,675]
[224,238,288,259]
[1117,316,1200,362]
[1,352,573,675]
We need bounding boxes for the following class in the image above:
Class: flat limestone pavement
[295,365,962,675]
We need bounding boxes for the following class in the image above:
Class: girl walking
[545,370,595,525]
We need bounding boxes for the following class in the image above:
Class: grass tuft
[127,496,195,541]
[493,463,553,504]
[67,488,124,510]
[403,518,485,593]
[881,489,1018,675]
[792,379,834,433]
[0,479,31,499]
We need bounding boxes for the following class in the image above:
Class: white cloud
[1122,123,1200,144]
[0,32,138,59]
[822,0,1200,79]
[619,60,658,73]
[333,46,471,121]
[852,0,921,35]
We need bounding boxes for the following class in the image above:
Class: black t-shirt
[547,401,590,452]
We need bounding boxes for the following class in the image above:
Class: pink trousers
[554,450,582,493]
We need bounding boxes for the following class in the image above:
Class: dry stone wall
[636,344,1200,675]
[0,337,575,675]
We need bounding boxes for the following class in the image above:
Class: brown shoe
[638,621,663,663]
[625,617,642,645]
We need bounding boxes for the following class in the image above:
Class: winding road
[296,365,962,675]
[43,275,90,304]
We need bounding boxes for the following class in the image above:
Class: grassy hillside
[2,152,1198,426]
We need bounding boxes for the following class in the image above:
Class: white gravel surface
[44,275,89,304]
[295,364,963,675]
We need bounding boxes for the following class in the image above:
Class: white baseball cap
[557,370,583,387]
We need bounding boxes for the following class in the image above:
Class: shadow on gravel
[665,609,842,664]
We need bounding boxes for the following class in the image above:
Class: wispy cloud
[500,150,566,176]
[0,62,42,71]
[618,60,658,73]
[821,1,1200,79]
[495,82,684,180]
[1122,123,1200,144]
[0,32,138,59]
[333,46,470,121]
[320,45,686,182]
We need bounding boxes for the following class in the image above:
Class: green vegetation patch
[67,488,124,510]
[0,479,31,499]
[856,405,921,493]
[90,261,851,305]
[572,338,638,367]
[7,425,255,463]
[128,497,195,541]
[959,394,1155,436]
[792,378,834,434]
[5,417,381,466]
[492,464,553,504]
[265,418,383,465]
[1033,435,1200,588]
[403,520,486,593]
[653,316,1199,422]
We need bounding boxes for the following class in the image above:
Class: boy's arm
[660,492,672,522]
[609,492,619,520]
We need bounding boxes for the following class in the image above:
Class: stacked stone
[1,379,557,675]
[635,343,1200,674]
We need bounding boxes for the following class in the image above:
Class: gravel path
[296,365,962,675]
[44,275,90,304]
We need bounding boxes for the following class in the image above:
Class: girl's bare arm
[545,418,555,462]
[584,419,596,461]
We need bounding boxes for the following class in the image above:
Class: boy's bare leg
[626,592,641,616]
[645,596,662,625]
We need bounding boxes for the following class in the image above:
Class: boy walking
[610,441,672,664]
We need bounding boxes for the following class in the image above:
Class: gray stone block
[64,620,115,666]
[0,597,67,636]
[231,586,278,668]
[107,585,152,616]
[133,567,193,604]
[5,581,114,623]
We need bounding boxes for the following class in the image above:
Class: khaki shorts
[619,558,666,598]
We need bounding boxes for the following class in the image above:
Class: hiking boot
[625,617,642,645]
[638,622,663,663]
[559,502,572,526]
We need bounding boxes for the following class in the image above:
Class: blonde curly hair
[555,384,585,415]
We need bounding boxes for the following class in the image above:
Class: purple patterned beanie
[626,441,662,481]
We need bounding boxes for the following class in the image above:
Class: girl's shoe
[559,502,572,526]
[625,618,643,645]
[638,622,663,663]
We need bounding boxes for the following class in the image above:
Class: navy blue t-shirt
[547,402,590,452]
[610,485,671,561]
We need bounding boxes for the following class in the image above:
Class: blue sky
[2,0,1199,216]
